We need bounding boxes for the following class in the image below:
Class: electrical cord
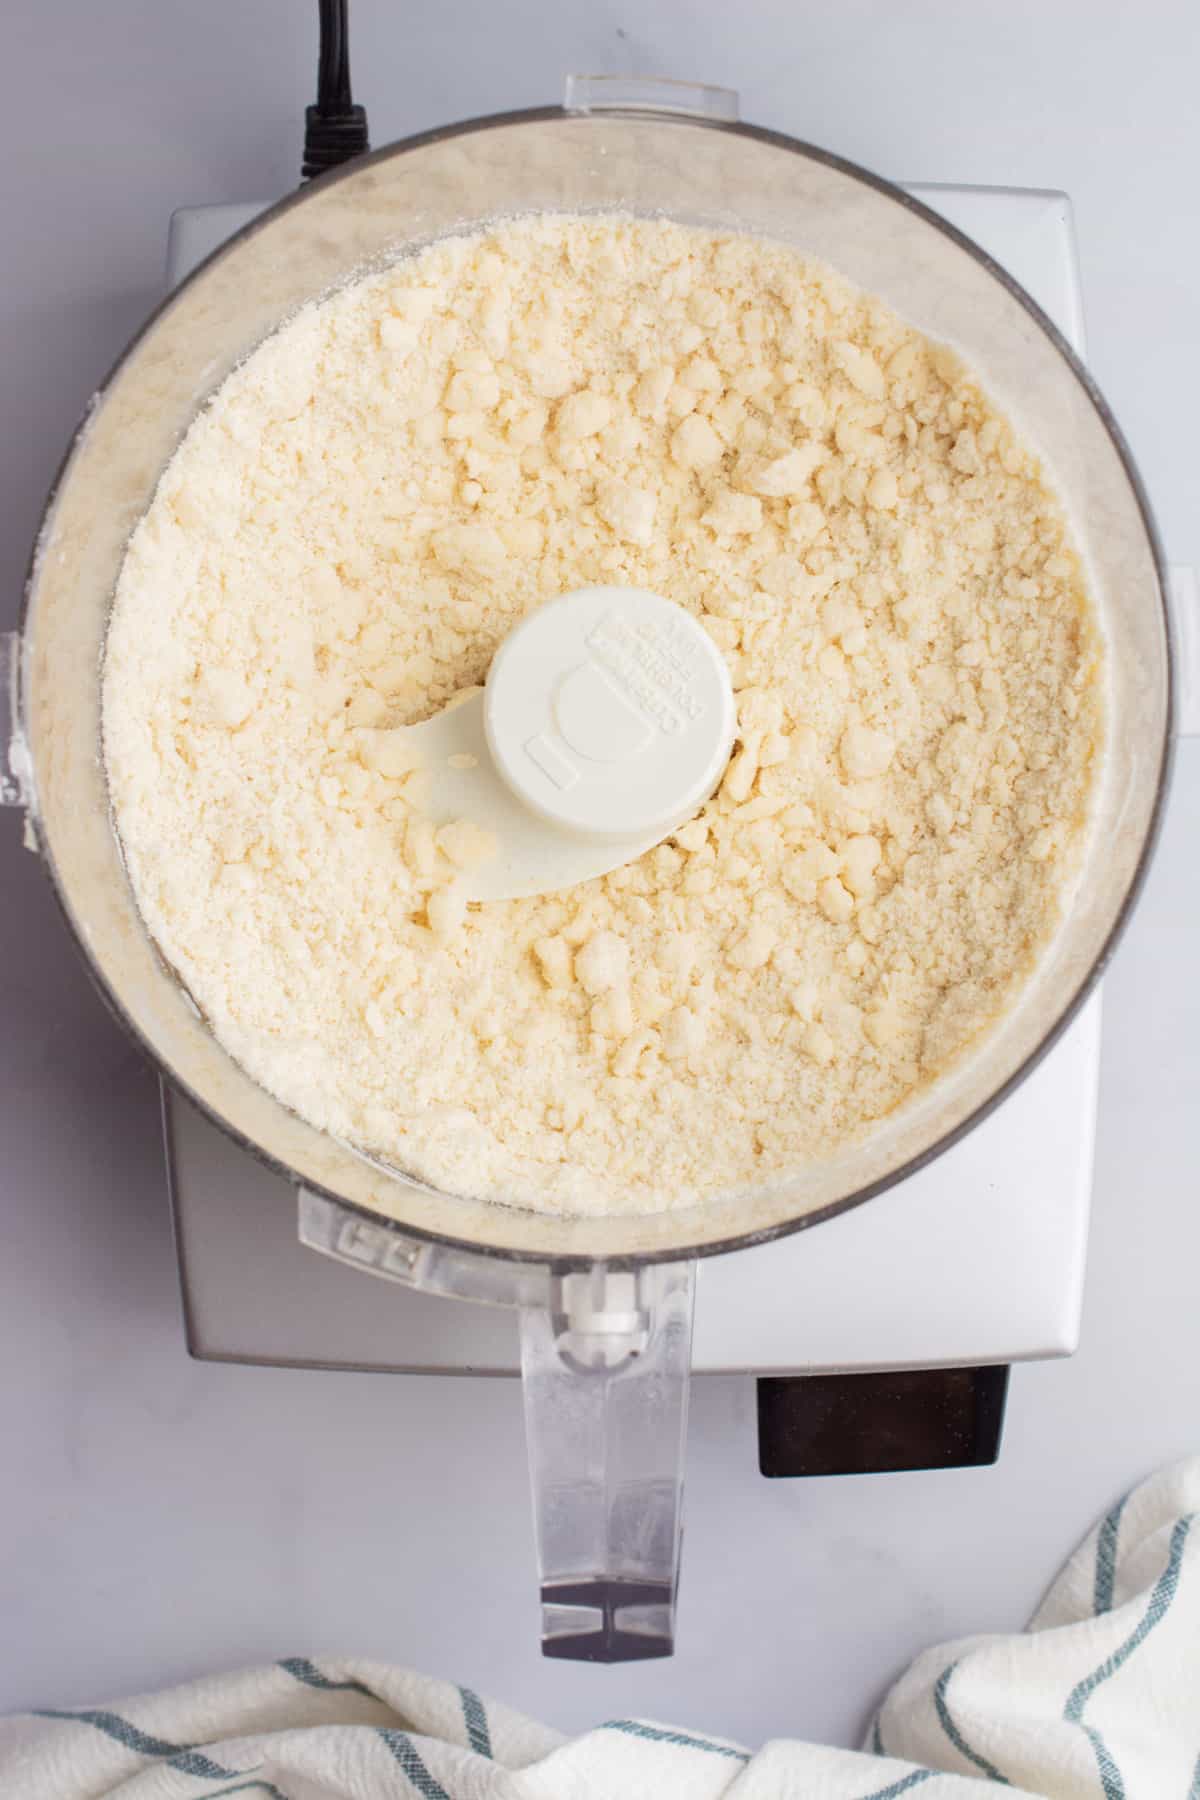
[302,0,369,182]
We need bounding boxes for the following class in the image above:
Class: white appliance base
[165,183,1097,1378]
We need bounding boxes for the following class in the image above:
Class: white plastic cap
[484,587,736,843]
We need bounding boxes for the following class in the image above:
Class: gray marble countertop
[1,0,1197,1752]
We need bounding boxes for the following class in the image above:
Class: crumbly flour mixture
[103,215,1103,1216]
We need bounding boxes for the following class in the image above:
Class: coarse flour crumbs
[103,215,1103,1217]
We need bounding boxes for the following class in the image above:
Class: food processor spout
[297,1189,695,1660]
[521,1261,695,1660]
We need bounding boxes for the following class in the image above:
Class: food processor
[0,74,1174,1661]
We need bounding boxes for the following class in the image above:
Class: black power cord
[302,0,369,181]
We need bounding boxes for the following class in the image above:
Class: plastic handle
[297,1190,697,1662]
[297,1187,551,1307]
[521,1260,695,1661]
[563,74,738,123]
[0,631,33,811]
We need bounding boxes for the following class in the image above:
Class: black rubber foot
[758,1365,1010,1478]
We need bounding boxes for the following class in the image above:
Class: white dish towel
[3,1458,1196,1799]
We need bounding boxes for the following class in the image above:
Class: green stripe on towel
[1080,1723,1127,1800]
[1093,1497,1127,1615]
[377,1728,453,1800]
[30,1711,290,1800]
[377,1728,453,1798]
[858,1771,936,1800]
[170,1751,248,1782]
[933,1663,1011,1785]
[193,1784,291,1800]
[32,1707,219,1766]
[458,1686,492,1757]
[1067,1515,1192,1718]
[33,1707,233,1779]
[277,1657,383,1702]
[1066,1513,1193,1800]
[601,1719,748,1761]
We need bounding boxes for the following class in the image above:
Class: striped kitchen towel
[2,1458,1196,1798]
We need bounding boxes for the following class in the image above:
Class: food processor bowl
[3,78,1173,1658]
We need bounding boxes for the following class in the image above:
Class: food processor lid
[13,99,1173,1266]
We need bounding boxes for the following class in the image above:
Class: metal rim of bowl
[18,104,1176,1270]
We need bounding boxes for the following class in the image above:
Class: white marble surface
[1,0,1198,1754]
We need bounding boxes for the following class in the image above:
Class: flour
[102,215,1103,1216]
